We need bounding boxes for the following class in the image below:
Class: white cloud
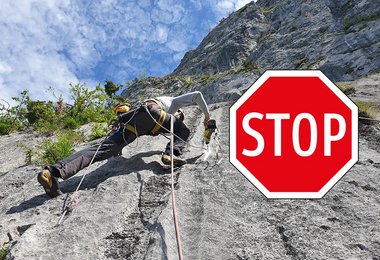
[152,0,185,24]
[154,24,169,43]
[190,0,203,10]
[0,63,13,74]
[236,0,253,9]
[0,0,81,103]
[138,0,152,9]
[173,52,185,62]
[166,39,188,52]
[217,0,235,12]
[207,0,253,17]
[0,0,254,107]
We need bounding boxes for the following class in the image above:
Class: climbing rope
[57,110,142,226]
[143,104,204,150]
[144,103,223,169]
[170,115,184,260]
[121,107,140,148]
[56,102,220,229]
[56,103,180,225]
[57,134,108,225]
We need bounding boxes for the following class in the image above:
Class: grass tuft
[88,123,107,141]
[336,83,356,95]
[342,12,380,32]
[354,100,378,119]
[0,246,10,260]
[37,131,80,165]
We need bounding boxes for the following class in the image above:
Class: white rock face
[0,97,379,259]
[174,0,380,82]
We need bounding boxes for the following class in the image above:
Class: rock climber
[37,91,211,198]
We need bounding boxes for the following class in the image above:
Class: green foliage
[68,83,113,125]
[0,90,59,135]
[111,95,126,105]
[336,83,356,95]
[10,89,30,123]
[0,82,119,139]
[0,119,13,135]
[17,143,35,165]
[260,6,274,14]
[26,100,57,125]
[294,56,309,69]
[104,80,121,98]
[88,123,107,141]
[62,116,80,130]
[34,119,59,136]
[0,90,30,134]
[0,246,9,260]
[37,131,77,165]
[258,29,275,43]
[23,99,59,135]
[0,114,23,134]
[185,76,194,84]
[241,60,258,72]
[200,74,210,82]
[17,129,85,166]
[342,12,380,32]
[354,100,378,119]
[342,16,351,31]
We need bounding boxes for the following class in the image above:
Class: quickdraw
[57,194,80,225]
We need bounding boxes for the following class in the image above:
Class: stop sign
[230,70,358,199]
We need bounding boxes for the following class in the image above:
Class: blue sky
[0,0,252,106]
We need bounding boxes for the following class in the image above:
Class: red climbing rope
[170,115,184,260]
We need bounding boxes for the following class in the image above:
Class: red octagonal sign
[230,70,358,199]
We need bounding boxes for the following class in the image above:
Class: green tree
[10,89,30,124]
[103,80,127,108]
[67,83,113,125]
[0,90,30,134]
[26,100,56,125]
[104,80,121,98]
[0,83,118,136]
[37,131,76,165]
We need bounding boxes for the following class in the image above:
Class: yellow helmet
[114,103,130,115]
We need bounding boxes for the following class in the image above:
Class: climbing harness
[151,110,167,135]
[143,102,223,168]
[56,101,222,226]
[118,104,142,148]
[143,104,204,150]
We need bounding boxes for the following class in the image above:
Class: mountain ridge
[173,0,380,82]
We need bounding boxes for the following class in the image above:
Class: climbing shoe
[161,153,186,167]
[37,167,63,198]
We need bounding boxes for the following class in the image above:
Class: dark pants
[52,103,190,180]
